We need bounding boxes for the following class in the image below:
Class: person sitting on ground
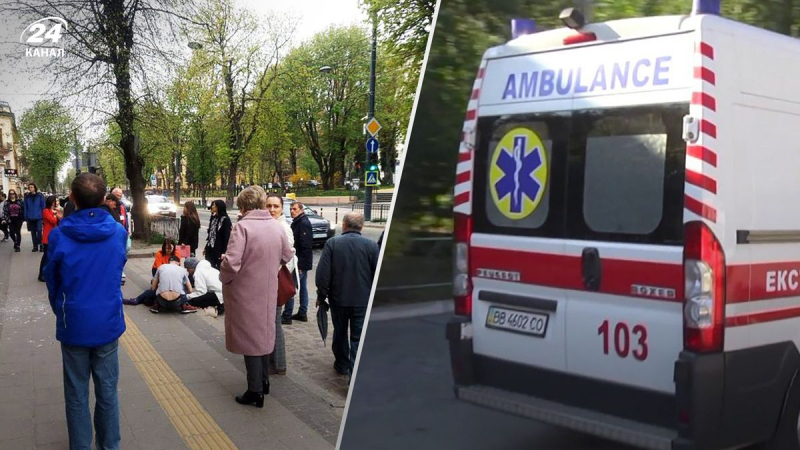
[184,257,224,317]
[150,255,197,314]
[152,238,179,276]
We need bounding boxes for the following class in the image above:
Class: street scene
[341,1,800,450]
[0,0,428,447]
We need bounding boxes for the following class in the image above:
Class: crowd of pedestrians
[7,174,382,448]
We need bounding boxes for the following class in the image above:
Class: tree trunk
[226,162,237,209]
[290,148,297,174]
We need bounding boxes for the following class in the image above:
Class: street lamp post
[364,10,377,222]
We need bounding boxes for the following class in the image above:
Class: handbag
[277,265,296,307]
[177,244,191,258]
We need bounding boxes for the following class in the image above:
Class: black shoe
[291,313,308,322]
[235,390,264,408]
[334,364,351,376]
[263,381,270,396]
[149,305,160,314]
[37,276,44,282]
[14,247,20,253]
[31,247,37,252]
[216,304,224,315]
[281,316,292,325]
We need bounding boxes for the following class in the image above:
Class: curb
[368,299,453,322]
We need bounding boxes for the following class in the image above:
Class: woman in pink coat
[220,187,293,408]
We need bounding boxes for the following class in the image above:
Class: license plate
[313,233,326,239]
[485,306,549,337]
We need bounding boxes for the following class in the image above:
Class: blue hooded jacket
[44,207,127,347]
[23,191,45,221]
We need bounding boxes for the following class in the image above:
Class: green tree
[18,100,77,192]
[279,25,371,190]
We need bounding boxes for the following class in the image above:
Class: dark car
[282,198,335,246]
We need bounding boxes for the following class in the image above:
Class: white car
[145,195,177,217]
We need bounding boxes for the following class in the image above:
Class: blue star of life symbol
[494,135,542,214]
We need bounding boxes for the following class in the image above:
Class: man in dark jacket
[316,212,379,376]
[23,182,45,252]
[282,201,314,324]
[44,173,127,450]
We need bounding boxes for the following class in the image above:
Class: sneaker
[122,298,138,306]
[202,306,217,318]
[31,247,37,252]
[333,364,350,377]
[14,247,20,253]
[291,313,308,322]
[281,316,292,325]
[180,304,198,314]
[217,304,225,315]
[149,305,160,314]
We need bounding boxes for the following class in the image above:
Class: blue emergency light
[692,0,721,15]
[511,19,536,39]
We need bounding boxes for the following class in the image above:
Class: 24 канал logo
[20,17,67,58]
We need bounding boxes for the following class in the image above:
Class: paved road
[339,312,637,450]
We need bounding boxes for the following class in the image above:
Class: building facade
[0,101,22,195]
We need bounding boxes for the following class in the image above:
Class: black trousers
[38,244,48,279]
[243,355,270,393]
[187,292,221,308]
[330,305,367,376]
[9,220,22,248]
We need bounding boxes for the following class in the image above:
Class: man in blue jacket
[44,173,127,450]
[23,182,45,252]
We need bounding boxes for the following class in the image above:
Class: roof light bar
[511,19,536,40]
[559,8,586,30]
[692,0,721,15]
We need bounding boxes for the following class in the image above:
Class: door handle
[582,247,601,291]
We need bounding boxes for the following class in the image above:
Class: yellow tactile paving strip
[119,316,238,450]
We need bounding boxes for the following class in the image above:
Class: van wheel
[758,372,800,450]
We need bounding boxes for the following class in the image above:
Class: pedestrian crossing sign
[366,171,379,186]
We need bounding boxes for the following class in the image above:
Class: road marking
[119,316,238,450]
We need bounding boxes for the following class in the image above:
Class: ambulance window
[484,121,552,230]
[472,112,570,239]
[567,104,687,244]
[583,133,666,234]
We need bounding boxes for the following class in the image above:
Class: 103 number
[597,320,648,361]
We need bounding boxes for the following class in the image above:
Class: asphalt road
[339,312,637,450]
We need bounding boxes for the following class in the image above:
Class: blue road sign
[366,137,379,154]
[366,171,379,186]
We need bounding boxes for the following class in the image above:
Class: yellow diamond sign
[366,117,382,136]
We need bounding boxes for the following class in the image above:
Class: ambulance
[447,2,800,449]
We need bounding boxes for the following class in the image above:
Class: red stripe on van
[686,145,717,167]
[465,110,476,120]
[471,89,481,100]
[477,68,486,79]
[471,247,683,302]
[458,152,471,163]
[454,191,470,206]
[699,42,714,60]
[700,120,717,139]
[456,171,471,184]
[726,306,800,327]
[727,262,800,304]
[684,194,717,222]
[691,92,717,111]
[693,67,716,85]
[685,169,717,194]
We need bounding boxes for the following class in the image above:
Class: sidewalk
[0,231,346,450]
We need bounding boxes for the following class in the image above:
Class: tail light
[454,212,473,316]
[683,221,725,352]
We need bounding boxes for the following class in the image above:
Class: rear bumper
[447,317,800,450]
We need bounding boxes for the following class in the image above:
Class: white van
[448,5,800,450]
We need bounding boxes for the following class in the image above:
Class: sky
[0,0,368,121]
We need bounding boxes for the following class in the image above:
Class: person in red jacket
[39,195,62,282]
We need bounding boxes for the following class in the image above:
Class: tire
[758,371,800,450]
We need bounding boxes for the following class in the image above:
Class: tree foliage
[18,100,77,192]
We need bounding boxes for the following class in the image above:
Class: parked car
[144,195,177,217]
[282,198,335,246]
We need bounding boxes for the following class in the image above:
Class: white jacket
[186,259,224,304]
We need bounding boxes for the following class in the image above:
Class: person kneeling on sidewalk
[150,255,197,314]
[184,257,224,317]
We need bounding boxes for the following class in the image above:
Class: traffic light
[367,153,379,172]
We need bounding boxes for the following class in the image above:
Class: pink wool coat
[220,209,293,356]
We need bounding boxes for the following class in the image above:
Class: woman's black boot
[263,381,270,396]
[235,390,264,408]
